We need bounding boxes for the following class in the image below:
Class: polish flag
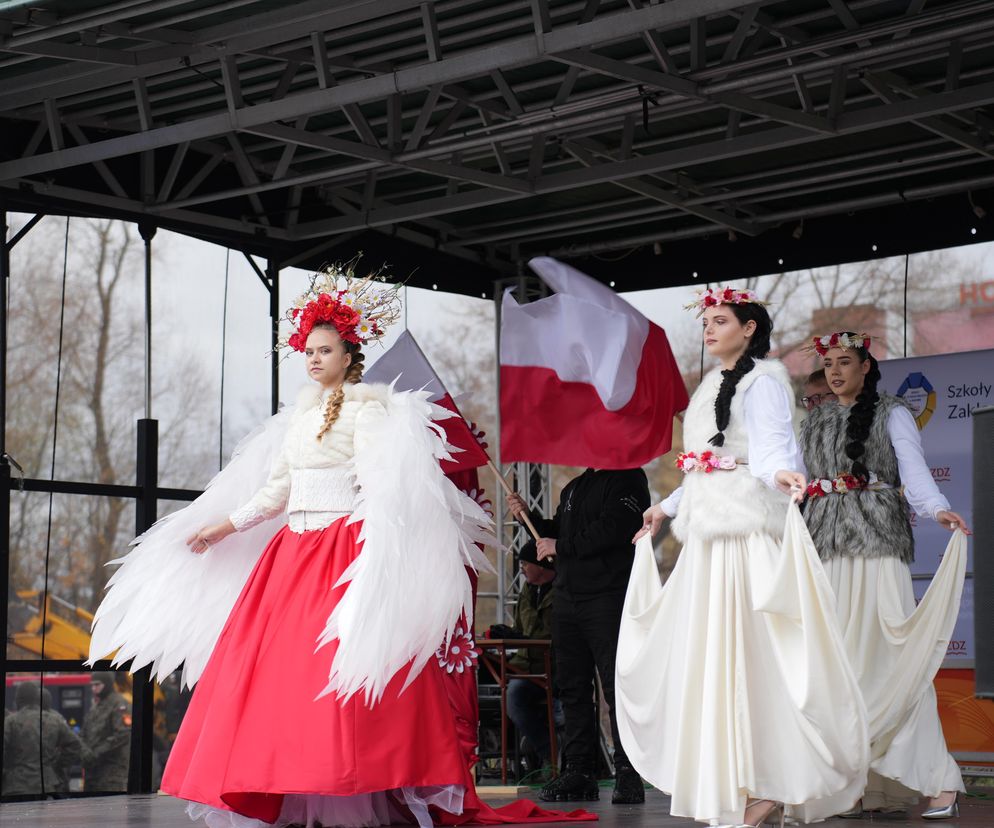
[500,257,688,469]
[365,330,489,474]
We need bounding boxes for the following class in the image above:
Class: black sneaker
[539,765,599,802]
[611,765,645,805]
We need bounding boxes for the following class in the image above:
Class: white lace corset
[285,467,358,532]
[286,467,357,512]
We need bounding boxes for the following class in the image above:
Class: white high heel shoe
[734,800,785,828]
[922,792,959,820]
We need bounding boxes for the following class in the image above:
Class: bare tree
[5,218,218,638]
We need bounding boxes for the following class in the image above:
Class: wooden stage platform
[2,788,993,827]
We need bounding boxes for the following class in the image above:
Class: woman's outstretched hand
[633,504,665,543]
[774,470,807,503]
[186,520,236,554]
[936,510,972,535]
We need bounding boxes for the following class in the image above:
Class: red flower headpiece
[278,260,402,353]
[806,332,873,357]
[684,286,769,317]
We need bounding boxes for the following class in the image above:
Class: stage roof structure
[2,0,994,294]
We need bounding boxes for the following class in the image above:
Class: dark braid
[844,344,881,479]
[709,303,773,447]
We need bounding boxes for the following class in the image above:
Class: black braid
[708,303,773,447]
[844,349,881,479]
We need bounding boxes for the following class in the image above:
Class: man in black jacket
[507,467,649,805]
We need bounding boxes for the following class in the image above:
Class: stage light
[610,281,616,287]
[777,258,784,266]
[432,284,438,290]
[871,244,878,252]
[692,271,699,278]
[972,227,978,235]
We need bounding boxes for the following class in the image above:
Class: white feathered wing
[316,388,494,705]
[87,408,292,689]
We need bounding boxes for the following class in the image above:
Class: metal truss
[2,0,994,277]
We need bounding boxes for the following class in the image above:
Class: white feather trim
[87,408,293,688]
[316,387,494,705]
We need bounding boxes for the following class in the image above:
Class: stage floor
[1,788,992,827]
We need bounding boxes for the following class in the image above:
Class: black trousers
[552,589,629,771]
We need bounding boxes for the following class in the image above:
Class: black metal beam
[128,419,158,794]
[268,259,280,415]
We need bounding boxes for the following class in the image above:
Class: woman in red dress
[90,267,593,828]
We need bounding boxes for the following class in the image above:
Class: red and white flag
[500,257,688,469]
[365,330,489,474]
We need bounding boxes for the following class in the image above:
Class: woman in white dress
[799,332,970,820]
[615,288,869,827]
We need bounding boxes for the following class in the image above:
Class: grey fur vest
[672,359,792,543]
[799,393,914,562]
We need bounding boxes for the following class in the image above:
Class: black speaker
[974,406,994,698]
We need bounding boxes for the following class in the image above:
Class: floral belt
[805,472,893,499]
[676,451,744,473]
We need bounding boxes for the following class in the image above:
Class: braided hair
[842,337,880,479]
[708,303,773,447]
[313,325,366,440]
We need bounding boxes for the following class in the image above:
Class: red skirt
[161,518,594,826]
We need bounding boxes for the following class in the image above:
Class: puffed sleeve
[743,375,805,490]
[229,442,291,531]
[889,405,950,520]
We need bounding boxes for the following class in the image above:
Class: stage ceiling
[2,0,994,294]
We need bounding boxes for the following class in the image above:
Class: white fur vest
[229,382,390,531]
[671,359,792,543]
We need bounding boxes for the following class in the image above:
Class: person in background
[81,672,131,792]
[801,368,837,411]
[2,681,81,797]
[489,540,560,774]
[507,466,649,805]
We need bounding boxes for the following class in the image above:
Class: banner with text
[877,348,991,662]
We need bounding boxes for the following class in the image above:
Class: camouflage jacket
[2,704,81,795]
[80,692,131,791]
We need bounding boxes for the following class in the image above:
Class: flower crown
[684,286,769,317]
[279,261,402,353]
[806,331,873,356]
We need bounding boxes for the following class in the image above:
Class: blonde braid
[316,349,365,440]
[317,386,345,440]
[345,350,365,385]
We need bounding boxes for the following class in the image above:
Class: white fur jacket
[230,382,389,533]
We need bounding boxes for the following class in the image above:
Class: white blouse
[885,405,950,521]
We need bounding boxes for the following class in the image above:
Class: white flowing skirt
[822,531,967,810]
[187,786,464,828]
[616,504,869,826]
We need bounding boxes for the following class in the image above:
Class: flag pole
[485,458,541,541]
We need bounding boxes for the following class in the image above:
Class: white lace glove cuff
[230,503,269,532]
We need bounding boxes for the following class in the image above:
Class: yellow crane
[8,589,95,660]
